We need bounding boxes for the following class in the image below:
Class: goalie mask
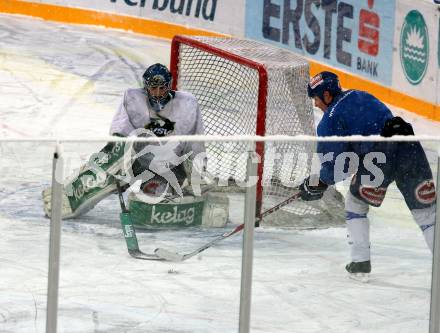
[143,63,173,112]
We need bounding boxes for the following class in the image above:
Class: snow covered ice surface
[0,13,439,333]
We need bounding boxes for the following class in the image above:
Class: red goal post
[171,35,268,214]
[169,35,344,228]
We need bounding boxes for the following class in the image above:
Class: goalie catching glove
[298,176,329,201]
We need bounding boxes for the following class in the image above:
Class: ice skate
[346,260,371,282]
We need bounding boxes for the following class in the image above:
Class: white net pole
[46,143,64,333]
[239,142,258,333]
[429,154,440,333]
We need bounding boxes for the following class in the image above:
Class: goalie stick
[154,191,302,262]
[116,181,164,261]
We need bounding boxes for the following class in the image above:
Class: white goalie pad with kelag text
[127,191,229,228]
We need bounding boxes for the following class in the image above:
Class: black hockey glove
[380,116,414,137]
[298,176,328,201]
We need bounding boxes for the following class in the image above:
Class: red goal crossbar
[170,35,268,216]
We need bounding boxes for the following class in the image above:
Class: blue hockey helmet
[142,63,173,112]
[307,71,342,100]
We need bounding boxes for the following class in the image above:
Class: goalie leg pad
[43,142,125,219]
[43,176,118,219]
[127,192,229,228]
[43,187,74,219]
[202,193,229,228]
[128,193,205,228]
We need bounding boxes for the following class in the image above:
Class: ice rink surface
[1,13,440,333]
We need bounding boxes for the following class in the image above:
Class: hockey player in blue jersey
[299,71,436,278]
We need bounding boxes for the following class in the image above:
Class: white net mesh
[172,36,344,228]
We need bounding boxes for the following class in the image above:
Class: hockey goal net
[170,35,344,228]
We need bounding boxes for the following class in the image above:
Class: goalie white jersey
[110,88,205,157]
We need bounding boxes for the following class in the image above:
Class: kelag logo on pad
[400,10,429,85]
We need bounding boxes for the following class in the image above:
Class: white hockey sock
[345,191,371,262]
[346,218,370,262]
[411,205,436,253]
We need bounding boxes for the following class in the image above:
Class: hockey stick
[154,191,302,262]
[116,181,164,260]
